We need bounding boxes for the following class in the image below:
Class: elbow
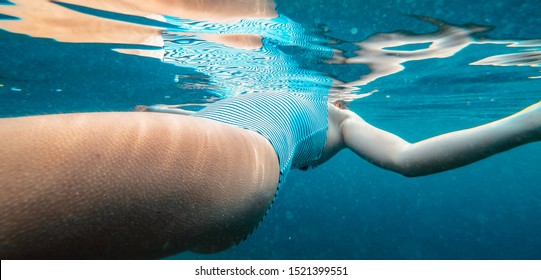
[368,156,421,177]
[397,169,424,178]
[389,154,427,178]
[392,164,421,178]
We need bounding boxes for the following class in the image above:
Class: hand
[134,105,150,112]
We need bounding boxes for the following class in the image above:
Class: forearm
[394,112,539,176]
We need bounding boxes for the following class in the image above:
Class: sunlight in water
[329,16,541,94]
[0,0,539,103]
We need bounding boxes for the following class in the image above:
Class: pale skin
[3,0,539,261]
[0,0,274,52]
[1,100,539,259]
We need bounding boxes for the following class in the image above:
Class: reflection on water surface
[0,0,539,103]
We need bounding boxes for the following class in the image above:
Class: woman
[0,90,540,259]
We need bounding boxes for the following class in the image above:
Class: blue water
[1,0,540,259]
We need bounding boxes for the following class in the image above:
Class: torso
[193,92,329,180]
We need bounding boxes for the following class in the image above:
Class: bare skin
[0,100,539,259]
[0,0,275,49]
[145,101,541,177]
[318,101,541,177]
[0,112,279,259]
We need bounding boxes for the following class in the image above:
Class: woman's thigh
[0,112,280,258]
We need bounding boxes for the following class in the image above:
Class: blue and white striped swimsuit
[192,92,328,186]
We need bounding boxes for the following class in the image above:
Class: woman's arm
[340,101,541,177]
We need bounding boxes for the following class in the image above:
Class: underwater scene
[0,0,540,259]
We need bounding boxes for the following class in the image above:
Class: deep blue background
[1,0,540,259]
[173,0,541,259]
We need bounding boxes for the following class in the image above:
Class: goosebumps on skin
[0,112,279,259]
[0,99,539,259]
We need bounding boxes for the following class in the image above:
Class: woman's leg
[0,112,279,259]
[341,101,541,177]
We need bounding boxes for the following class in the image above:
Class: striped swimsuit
[192,92,328,188]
